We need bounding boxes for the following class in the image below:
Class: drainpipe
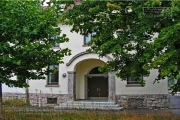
[39,90,41,107]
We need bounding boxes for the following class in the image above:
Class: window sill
[126,84,143,87]
[45,85,60,87]
[52,47,60,49]
[82,45,89,47]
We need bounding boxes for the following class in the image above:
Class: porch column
[68,71,76,101]
[108,72,115,102]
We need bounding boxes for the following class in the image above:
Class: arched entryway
[75,59,105,100]
[86,67,108,100]
[67,52,115,102]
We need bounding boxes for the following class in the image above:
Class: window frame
[126,75,143,87]
[84,33,92,46]
[51,34,60,48]
[83,32,96,46]
[47,98,57,104]
[46,65,59,87]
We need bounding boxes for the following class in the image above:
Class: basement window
[47,98,57,104]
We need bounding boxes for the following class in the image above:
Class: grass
[0,107,179,120]
[0,99,179,120]
[2,98,26,106]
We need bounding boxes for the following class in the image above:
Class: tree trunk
[25,79,29,105]
[26,88,29,105]
[0,82,2,114]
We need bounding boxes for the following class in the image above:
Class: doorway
[88,76,108,98]
[86,67,108,100]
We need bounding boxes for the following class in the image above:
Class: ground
[2,94,180,120]
[170,95,180,116]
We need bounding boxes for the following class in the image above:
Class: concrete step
[54,101,123,110]
[65,101,116,105]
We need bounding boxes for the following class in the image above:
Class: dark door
[88,76,108,97]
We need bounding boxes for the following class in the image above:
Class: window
[47,98,57,104]
[51,34,60,47]
[127,75,143,85]
[84,32,96,45]
[47,65,59,85]
[54,42,59,47]
[127,76,139,84]
[89,67,102,74]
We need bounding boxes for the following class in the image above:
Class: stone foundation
[2,92,26,101]
[3,93,170,108]
[116,94,169,109]
[29,93,69,107]
[2,92,69,107]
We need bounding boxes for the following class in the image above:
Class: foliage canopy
[58,0,180,93]
[0,0,71,87]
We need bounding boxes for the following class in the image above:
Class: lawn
[1,99,179,120]
[1,107,179,120]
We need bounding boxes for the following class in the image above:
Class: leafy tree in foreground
[0,0,71,87]
[59,0,179,93]
[0,0,71,113]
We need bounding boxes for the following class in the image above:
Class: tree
[0,0,71,113]
[59,0,180,93]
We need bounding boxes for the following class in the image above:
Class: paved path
[170,95,180,116]
[170,95,180,109]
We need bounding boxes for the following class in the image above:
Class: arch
[66,51,112,66]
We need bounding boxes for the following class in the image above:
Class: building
[2,1,169,109]
[26,23,169,109]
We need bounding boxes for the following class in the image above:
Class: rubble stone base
[3,92,26,101]
[116,94,169,109]
[29,93,69,107]
[3,93,169,108]
[2,92,69,107]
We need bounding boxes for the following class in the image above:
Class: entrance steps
[54,101,123,110]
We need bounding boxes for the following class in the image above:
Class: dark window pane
[54,43,59,47]
[51,34,60,47]
[84,32,96,45]
[84,34,91,44]
[89,67,102,74]
[127,76,141,84]
[47,65,59,85]
[47,98,57,104]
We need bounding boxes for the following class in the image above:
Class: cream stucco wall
[2,76,25,93]
[115,69,168,95]
[2,84,25,93]
[28,53,109,94]
[59,24,88,55]
[28,73,68,94]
